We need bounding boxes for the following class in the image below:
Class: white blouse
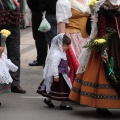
[56,0,72,23]
[56,0,90,23]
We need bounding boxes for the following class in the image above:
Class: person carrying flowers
[0,29,18,106]
[0,0,26,93]
[69,0,120,116]
[37,33,73,110]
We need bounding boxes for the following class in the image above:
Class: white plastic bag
[38,11,51,32]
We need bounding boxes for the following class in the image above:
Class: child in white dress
[37,33,73,110]
[0,29,18,105]
[0,52,18,84]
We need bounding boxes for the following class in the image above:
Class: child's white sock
[61,101,67,106]
[46,97,51,102]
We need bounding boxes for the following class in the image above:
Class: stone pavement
[0,27,120,120]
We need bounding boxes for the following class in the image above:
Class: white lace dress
[0,53,18,84]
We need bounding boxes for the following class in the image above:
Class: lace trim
[0,60,13,84]
[0,53,18,84]
[75,78,113,89]
[72,87,120,100]
[69,0,90,13]
[77,48,91,74]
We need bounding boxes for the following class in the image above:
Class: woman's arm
[56,0,71,34]
[57,22,66,34]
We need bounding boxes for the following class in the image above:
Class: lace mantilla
[0,53,18,84]
[77,0,106,74]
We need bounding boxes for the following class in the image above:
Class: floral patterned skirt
[66,32,89,84]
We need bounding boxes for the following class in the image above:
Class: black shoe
[44,99,54,108]
[0,102,1,106]
[60,105,73,110]
[11,86,26,94]
[96,108,112,116]
[29,60,44,66]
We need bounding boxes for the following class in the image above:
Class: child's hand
[13,0,20,8]
[54,77,59,82]
[90,15,94,22]
[101,50,108,63]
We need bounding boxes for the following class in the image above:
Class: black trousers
[45,14,57,46]
[0,25,20,87]
[32,12,47,63]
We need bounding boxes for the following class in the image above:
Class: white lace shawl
[0,53,18,84]
[77,0,106,74]
[56,0,72,23]
[109,0,120,5]
[43,33,66,80]
[42,33,70,93]
[56,0,90,23]
[69,0,90,13]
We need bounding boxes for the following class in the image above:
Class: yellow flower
[89,0,98,6]
[0,29,11,37]
[94,39,106,44]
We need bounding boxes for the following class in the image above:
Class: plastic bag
[38,12,51,32]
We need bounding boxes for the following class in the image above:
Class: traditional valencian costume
[37,33,72,110]
[69,0,120,115]
[56,0,90,83]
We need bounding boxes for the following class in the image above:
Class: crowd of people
[0,0,120,117]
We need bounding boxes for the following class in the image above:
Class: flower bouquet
[0,29,11,47]
[84,34,120,96]
[88,0,98,15]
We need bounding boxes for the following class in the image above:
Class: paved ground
[0,27,120,120]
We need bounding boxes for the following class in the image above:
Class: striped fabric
[66,32,89,60]
[0,0,16,11]
[0,84,11,95]
[37,74,70,101]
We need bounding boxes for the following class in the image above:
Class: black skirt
[37,73,70,101]
[107,33,120,80]
[105,32,120,95]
